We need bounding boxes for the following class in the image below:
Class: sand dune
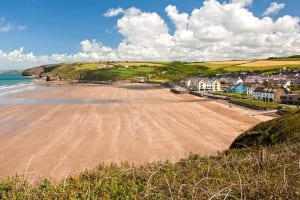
[0,84,274,181]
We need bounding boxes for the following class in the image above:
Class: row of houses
[185,78,221,92]
[184,76,300,105]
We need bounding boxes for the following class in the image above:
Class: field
[25,58,300,83]
[113,62,164,67]
[239,60,300,66]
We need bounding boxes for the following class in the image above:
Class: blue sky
[0,0,299,68]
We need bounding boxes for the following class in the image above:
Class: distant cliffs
[22,64,59,76]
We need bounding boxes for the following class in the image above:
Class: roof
[254,87,278,93]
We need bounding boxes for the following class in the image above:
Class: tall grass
[1,143,299,199]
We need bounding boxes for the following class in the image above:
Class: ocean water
[0,72,36,96]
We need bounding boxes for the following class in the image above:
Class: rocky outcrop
[22,64,59,76]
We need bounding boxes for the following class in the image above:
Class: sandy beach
[0,83,274,181]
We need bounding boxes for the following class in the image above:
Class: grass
[231,110,300,148]
[222,64,299,73]
[26,59,300,83]
[0,142,299,199]
[267,55,300,61]
[45,63,156,81]
[212,91,250,99]
[230,98,279,110]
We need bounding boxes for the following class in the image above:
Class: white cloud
[0,17,12,32]
[231,0,253,7]
[165,5,189,30]
[17,25,27,30]
[0,40,118,68]
[103,7,125,17]
[0,17,26,33]
[263,2,285,16]
[1,0,300,68]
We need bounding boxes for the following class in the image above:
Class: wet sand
[0,83,274,181]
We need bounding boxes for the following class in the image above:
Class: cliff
[22,64,59,76]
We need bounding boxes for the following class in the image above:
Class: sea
[0,71,36,97]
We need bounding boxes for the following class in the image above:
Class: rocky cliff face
[22,64,59,76]
[22,67,44,76]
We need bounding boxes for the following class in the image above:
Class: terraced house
[253,87,286,103]
[185,78,221,92]
[281,94,300,105]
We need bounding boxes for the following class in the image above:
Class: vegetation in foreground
[0,142,299,199]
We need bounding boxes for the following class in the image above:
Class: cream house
[186,78,221,92]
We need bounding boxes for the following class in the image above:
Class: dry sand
[0,84,274,181]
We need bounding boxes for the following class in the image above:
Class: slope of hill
[267,55,300,61]
[230,110,300,148]
[22,59,300,83]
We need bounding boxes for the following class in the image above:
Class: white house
[245,84,261,96]
[186,78,221,92]
[253,87,286,103]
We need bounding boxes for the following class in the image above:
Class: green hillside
[230,110,300,148]
[267,55,300,61]
[23,59,300,83]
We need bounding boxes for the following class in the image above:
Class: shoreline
[0,83,275,181]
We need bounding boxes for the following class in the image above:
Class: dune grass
[0,142,299,199]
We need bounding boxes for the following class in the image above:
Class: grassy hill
[230,110,300,148]
[267,55,300,61]
[22,59,300,83]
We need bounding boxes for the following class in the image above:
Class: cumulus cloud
[1,0,300,68]
[165,5,189,30]
[103,7,125,17]
[263,2,285,16]
[231,0,253,7]
[0,40,117,68]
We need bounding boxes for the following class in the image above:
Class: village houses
[185,77,221,92]
[253,87,286,103]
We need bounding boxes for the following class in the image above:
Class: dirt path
[0,83,274,181]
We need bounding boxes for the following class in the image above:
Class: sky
[0,0,299,69]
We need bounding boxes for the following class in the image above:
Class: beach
[0,83,274,181]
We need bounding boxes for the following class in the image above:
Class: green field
[267,55,300,61]
[25,57,300,83]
